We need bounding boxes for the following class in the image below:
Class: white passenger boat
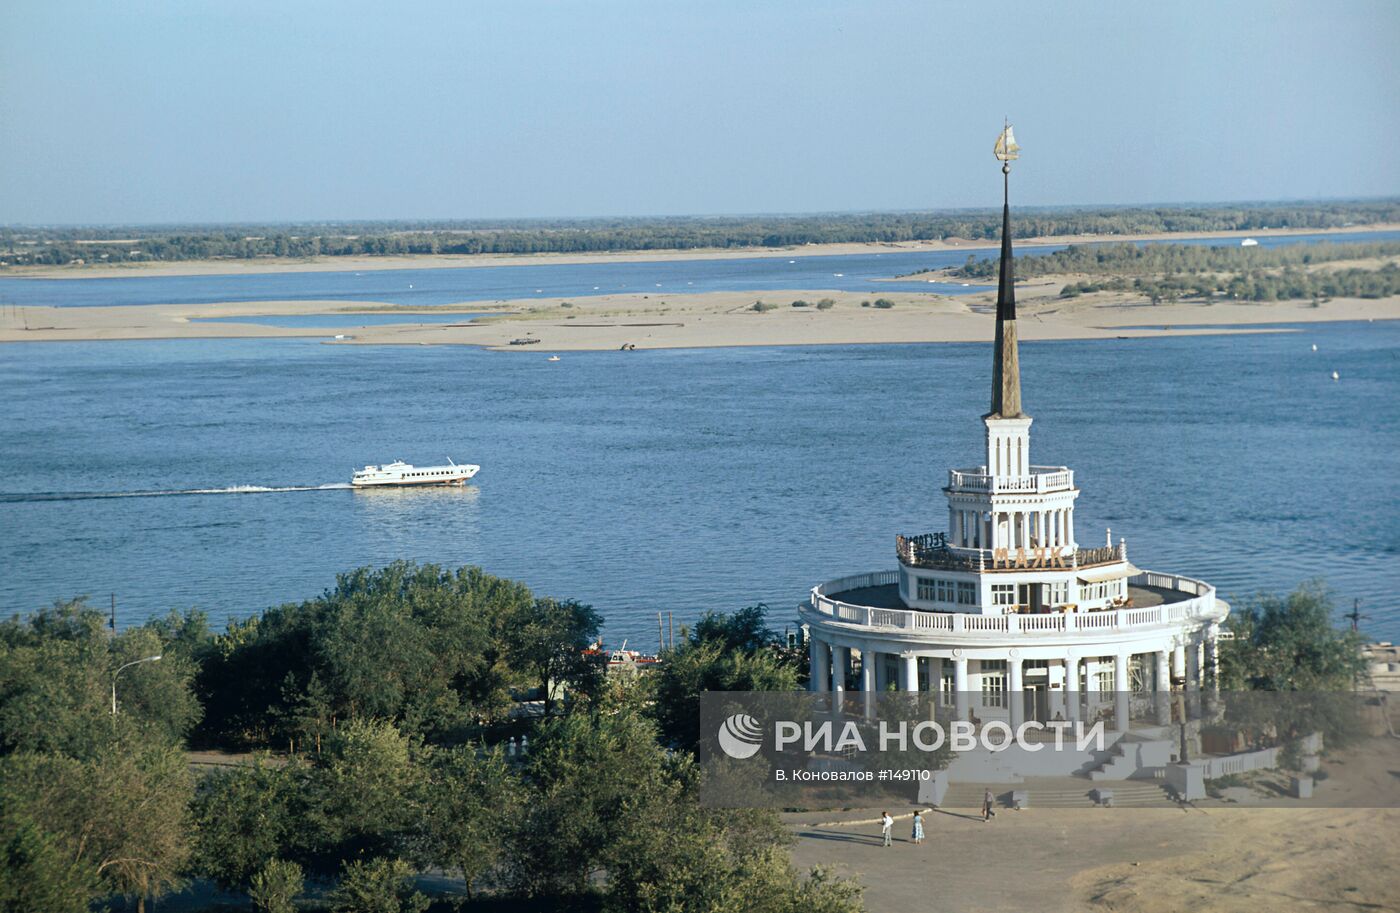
[351,459,479,488]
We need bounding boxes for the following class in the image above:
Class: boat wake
[0,483,353,503]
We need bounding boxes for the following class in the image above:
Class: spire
[989,122,1023,419]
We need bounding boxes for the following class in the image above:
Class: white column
[1155,650,1171,725]
[1186,637,1202,719]
[1008,656,1024,728]
[1064,656,1080,720]
[1207,625,1220,691]
[954,656,969,720]
[861,649,877,719]
[810,638,830,693]
[831,645,848,694]
[1172,643,1186,679]
[1114,652,1132,731]
[900,654,919,692]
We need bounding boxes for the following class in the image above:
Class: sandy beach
[3,279,1397,351]
[6,223,1398,280]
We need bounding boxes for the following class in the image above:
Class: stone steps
[938,779,1174,809]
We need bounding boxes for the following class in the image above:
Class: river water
[2,318,1396,644]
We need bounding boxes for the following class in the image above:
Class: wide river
[2,319,1397,644]
[4,229,1399,309]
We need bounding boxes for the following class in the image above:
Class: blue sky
[1,1,1397,223]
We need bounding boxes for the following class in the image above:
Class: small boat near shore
[351,458,480,488]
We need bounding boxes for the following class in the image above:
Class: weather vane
[994,119,1020,174]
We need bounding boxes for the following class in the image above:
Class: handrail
[806,570,1220,638]
[947,465,1075,494]
[898,534,1124,573]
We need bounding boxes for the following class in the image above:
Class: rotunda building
[800,138,1227,741]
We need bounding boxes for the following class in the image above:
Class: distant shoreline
[6,223,1400,280]
[3,283,1396,351]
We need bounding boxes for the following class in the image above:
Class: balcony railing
[897,533,1125,573]
[804,570,1221,639]
[947,465,1074,495]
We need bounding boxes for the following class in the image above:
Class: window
[1047,582,1070,606]
[1096,668,1115,698]
[981,660,1006,708]
[936,579,957,603]
[991,584,1017,606]
[939,669,955,707]
[916,577,936,601]
[957,582,977,605]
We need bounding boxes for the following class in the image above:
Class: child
[880,811,894,847]
[911,810,925,844]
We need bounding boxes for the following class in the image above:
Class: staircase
[937,776,1173,809]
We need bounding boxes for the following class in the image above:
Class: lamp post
[111,655,161,715]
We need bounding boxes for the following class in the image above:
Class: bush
[249,859,302,913]
[873,298,895,309]
[816,298,835,310]
[750,301,779,312]
[860,300,870,308]
[791,299,810,308]
[329,858,427,913]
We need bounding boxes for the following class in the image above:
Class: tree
[0,742,192,913]
[0,810,95,913]
[248,859,303,913]
[507,596,604,714]
[190,760,302,893]
[0,600,201,759]
[1217,581,1371,748]
[313,720,422,865]
[328,858,428,913]
[410,743,521,899]
[1218,580,1368,691]
[507,695,672,897]
[650,606,799,752]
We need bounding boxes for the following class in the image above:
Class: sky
[1,1,1397,224]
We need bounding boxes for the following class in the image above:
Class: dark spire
[989,161,1023,418]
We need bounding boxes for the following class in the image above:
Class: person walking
[982,789,996,823]
[911,810,925,845]
[880,811,894,847]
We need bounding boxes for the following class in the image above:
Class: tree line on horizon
[953,239,1400,303]
[3,200,1398,267]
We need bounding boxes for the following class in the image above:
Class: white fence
[1201,746,1279,779]
[807,570,1218,639]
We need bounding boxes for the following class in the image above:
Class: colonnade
[807,633,1216,731]
[949,507,1074,550]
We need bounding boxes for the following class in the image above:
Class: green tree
[313,719,422,864]
[1218,580,1368,691]
[190,760,303,893]
[508,695,671,897]
[0,742,192,913]
[410,743,521,900]
[650,606,799,752]
[0,810,95,913]
[328,858,428,913]
[507,596,604,714]
[248,859,303,913]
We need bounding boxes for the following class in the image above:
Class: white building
[799,149,1228,755]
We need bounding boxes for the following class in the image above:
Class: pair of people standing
[880,811,925,846]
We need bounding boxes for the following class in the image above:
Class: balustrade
[807,571,1218,639]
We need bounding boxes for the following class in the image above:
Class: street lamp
[111,655,161,715]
